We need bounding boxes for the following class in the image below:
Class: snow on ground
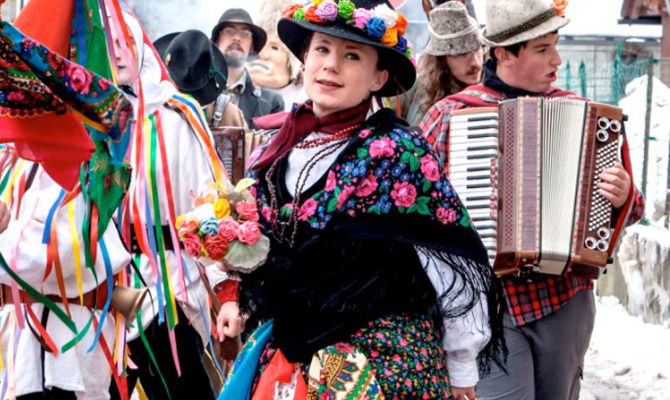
[581,296,670,400]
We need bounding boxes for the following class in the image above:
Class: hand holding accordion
[449,98,628,279]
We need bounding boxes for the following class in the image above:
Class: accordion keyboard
[447,108,499,263]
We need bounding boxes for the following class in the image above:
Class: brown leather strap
[0,283,109,310]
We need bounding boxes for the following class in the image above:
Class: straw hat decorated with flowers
[279,0,416,96]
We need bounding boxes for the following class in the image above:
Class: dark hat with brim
[278,0,416,96]
[211,8,267,54]
[153,32,179,62]
[157,30,228,106]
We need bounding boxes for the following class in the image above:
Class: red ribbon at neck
[252,100,371,170]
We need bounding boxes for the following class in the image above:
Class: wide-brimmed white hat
[481,0,569,47]
[424,1,483,57]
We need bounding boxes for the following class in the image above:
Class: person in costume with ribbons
[215,1,504,399]
[0,0,138,397]
[0,151,130,400]
[105,8,233,400]
[420,0,645,399]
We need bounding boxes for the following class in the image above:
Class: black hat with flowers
[278,0,416,96]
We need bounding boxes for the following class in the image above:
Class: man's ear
[494,47,513,67]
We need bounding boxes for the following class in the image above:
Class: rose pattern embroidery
[255,124,474,233]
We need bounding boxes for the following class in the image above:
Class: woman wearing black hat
[217,1,503,398]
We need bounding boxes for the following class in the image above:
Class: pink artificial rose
[235,201,259,222]
[369,137,396,159]
[336,185,355,209]
[238,221,262,245]
[298,198,317,221]
[390,181,417,208]
[353,8,373,29]
[315,1,338,21]
[354,174,378,197]
[325,170,337,192]
[182,233,203,258]
[203,234,229,260]
[68,64,93,95]
[436,207,457,224]
[7,91,25,102]
[420,155,440,182]
[218,217,240,242]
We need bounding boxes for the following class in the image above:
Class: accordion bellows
[449,98,624,278]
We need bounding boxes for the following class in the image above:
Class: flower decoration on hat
[282,0,415,61]
[551,0,568,17]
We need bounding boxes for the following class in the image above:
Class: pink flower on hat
[315,1,339,22]
[352,8,373,29]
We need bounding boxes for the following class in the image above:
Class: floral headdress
[278,0,417,95]
[282,0,414,61]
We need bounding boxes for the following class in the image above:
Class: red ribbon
[251,349,307,400]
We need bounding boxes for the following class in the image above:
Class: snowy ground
[581,296,670,400]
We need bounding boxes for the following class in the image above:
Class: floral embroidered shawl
[250,108,504,372]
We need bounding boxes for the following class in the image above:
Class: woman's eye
[314,46,328,53]
[272,46,280,51]
[345,53,360,60]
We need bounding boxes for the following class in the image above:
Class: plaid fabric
[419,84,643,327]
[419,98,467,165]
[502,274,593,326]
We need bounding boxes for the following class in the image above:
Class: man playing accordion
[420,0,645,399]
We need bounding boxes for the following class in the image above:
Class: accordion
[210,126,273,183]
[448,98,625,278]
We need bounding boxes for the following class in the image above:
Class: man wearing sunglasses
[211,8,284,129]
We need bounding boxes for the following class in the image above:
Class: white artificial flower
[373,4,398,29]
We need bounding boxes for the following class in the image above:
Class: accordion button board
[448,98,624,278]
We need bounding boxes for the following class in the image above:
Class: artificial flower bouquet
[176,178,269,273]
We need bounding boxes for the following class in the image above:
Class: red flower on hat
[395,13,407,36]
[304,5,325,23]
[551,0,567,17]
[282,4,303,19]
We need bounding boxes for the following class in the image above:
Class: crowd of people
[0,0,646,399]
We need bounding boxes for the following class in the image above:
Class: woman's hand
[598,162,631,209]
[216,301,244,340]
[452,386,476,400]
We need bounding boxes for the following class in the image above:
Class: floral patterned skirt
[251,314,452,400]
